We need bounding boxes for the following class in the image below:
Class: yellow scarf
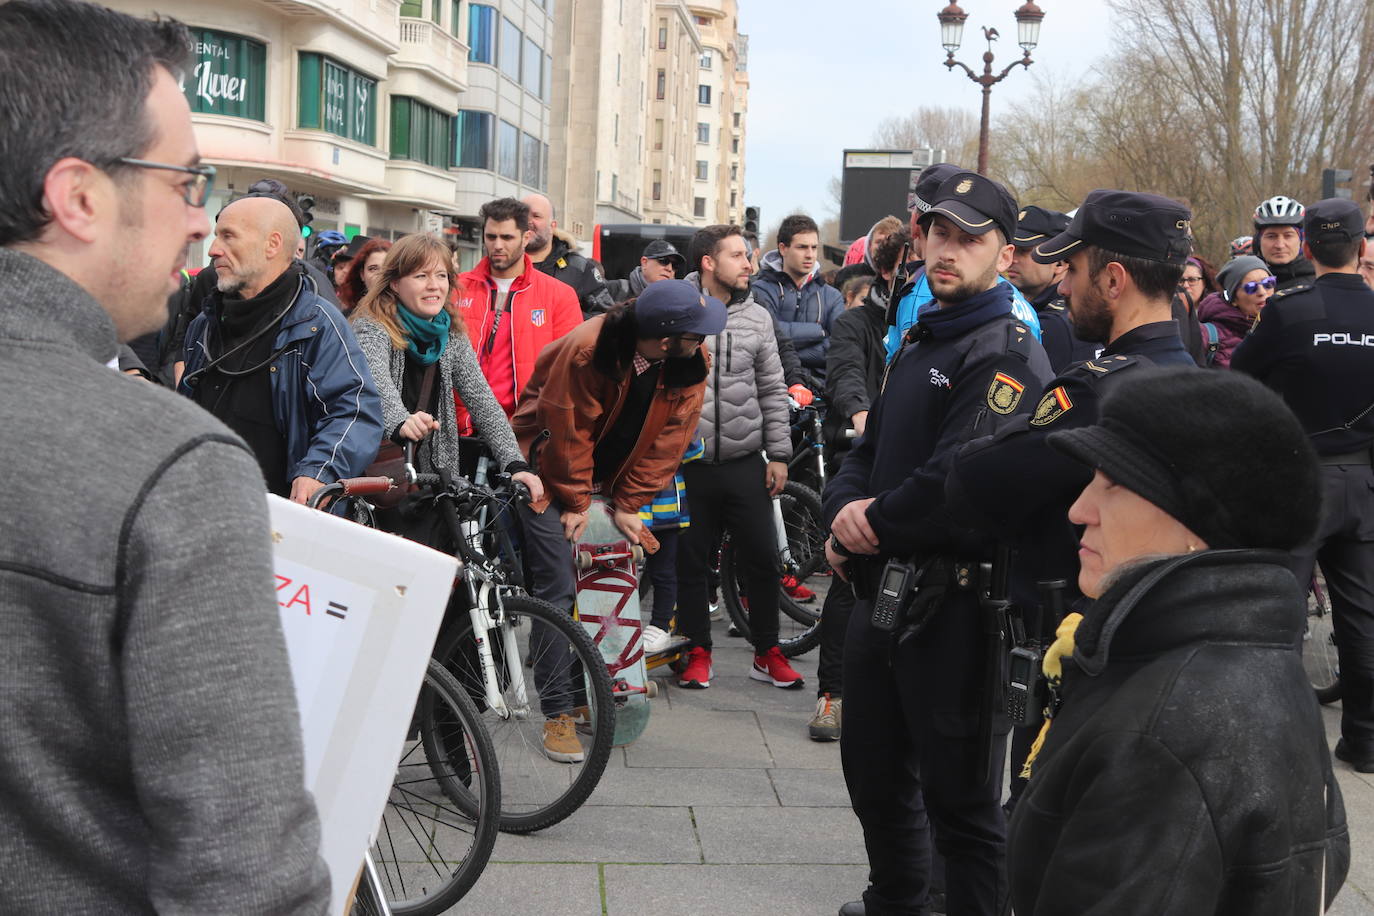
[1019,612,1084,779]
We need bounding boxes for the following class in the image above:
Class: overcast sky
[736,0,1116,241]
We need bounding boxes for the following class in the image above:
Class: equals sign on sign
[326,601,348,620]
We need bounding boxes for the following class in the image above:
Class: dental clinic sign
[181,29,267,122]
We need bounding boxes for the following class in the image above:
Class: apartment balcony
[392,17,469,105]
[258,0,401,53]
[381,159,461,212]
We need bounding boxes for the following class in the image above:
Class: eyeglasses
[676,334,707,344]
[1178,276,1204,286]
[114,157,217,207]
[1241,276,1277,296]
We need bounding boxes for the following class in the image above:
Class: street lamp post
[937,1,1045,176]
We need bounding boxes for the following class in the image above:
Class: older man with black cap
[1233,197,1374,774]
[1006,206,1099,372]
[607,239,685,305]
[823,170,1053,916]
[946,189,1199,813]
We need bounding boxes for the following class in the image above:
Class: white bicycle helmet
[1253,195,1305,228]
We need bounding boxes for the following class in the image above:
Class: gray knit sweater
[0,249,330,913]
[352,315,523,473]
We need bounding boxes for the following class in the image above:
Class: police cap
[918,171,1018,241]
[909,162,963,214]
[1304,198,1364,244]
[1012,205,1071,247]
[1033,190,1192,266]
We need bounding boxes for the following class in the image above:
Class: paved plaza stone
[447,615,1374,914]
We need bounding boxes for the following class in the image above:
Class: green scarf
[398,304,450,366]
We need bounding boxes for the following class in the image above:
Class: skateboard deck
[574,497,651,746]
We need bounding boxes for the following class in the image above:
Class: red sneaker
[751,646,805,689]
[781,574,816,602]
[678,647,713,689]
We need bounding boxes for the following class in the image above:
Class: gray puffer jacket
[352,315,523,473]
[686,272,792,464]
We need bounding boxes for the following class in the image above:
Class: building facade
[104,0,552,270]
[687,0,746,227]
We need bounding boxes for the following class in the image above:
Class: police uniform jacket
[533,234,616,318]
[1231,273,1374,456]
[1008,551,1349,915]
[1030,285,1099,372]
[823,282,1052,560]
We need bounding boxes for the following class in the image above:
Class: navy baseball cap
[635,279,727,337]
[1013,206,1071,247]
[642,239,686,270]
[910,162,963,214]
[1034,190,1192,265]
[918,171,1019,241]
[1305,198,1364,243]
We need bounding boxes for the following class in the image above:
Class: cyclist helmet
[314,230,347,255]
[1229,235,1254,257]
[1253,195,1305,229]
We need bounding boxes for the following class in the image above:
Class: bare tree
[871,105,980,164]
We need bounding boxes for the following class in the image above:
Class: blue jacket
[751,250,845,374]
[884,265,1041,361]
[180,270,383,485]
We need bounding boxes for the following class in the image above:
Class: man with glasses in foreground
[0,0,330,911]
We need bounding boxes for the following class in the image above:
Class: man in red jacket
[456,197,582,428]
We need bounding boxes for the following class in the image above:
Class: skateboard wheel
[646,680,660,698]
[574,551,592,571]
[631,545,644,564]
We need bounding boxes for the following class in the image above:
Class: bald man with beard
[523,192,615,317]
[180,196,381,503]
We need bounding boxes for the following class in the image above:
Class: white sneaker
[642,624,674,654]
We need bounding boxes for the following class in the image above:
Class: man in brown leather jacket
[513,278,724,544]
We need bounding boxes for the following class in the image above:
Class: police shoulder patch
[1030,385,1074,426]
[987,371,1026,414]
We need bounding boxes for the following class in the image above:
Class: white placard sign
[268,495,458,914]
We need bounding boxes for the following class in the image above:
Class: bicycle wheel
[434,593,615,834]
[367,661,500,916]
[719,534,823,658]
[1305,569,1341,705]
[776,481,829,623]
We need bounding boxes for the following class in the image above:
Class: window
[699,50,713,69]
[656,69,665,100]
[733,111,741,128]
[695,160,708,181]
[657,18,667,49]
[390,97,451,168]
[730,164,737,181]
[542,142,550,189]
[729,190,736,206]
[431,0,440,23]
[611,173,619,201]
[521,132,541,187]
[454,109,493,169]
[522,37,541,94]
[497,119,519,179]
[652,169,662,201]
[185,29,267,122]
[697,84,711,105]
[499,17,521,81]
[469,4,495,63]
[693,197,706,218]
[616,53,621,86]
[400,0,421,14]
[452,0,462,31]
[694,14,709,25]
[299,53,377,145]
[653,118,664,150]
[696,122,709,144]
[614,114,619,143]
[731,137,739,153]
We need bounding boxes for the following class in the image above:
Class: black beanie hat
[1047,368,1321,551]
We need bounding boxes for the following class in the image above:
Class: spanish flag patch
[1031,386,1074,427]
[986,372,1026,414]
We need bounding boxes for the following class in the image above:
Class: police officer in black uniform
[946,190,1198,810]
[1232,198,1374,773]
[1005,205,1100,372]
[523,193,616,318]
[824,171,1052,916]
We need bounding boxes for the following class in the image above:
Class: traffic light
[296,193,317,232]
[744,205,760,236]
[1321,168,1354,200]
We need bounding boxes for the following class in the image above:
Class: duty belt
[1318,445,1374,466]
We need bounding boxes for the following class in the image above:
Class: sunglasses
[1240,276,1277,296]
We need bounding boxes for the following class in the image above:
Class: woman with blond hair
[351,232,542,531]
